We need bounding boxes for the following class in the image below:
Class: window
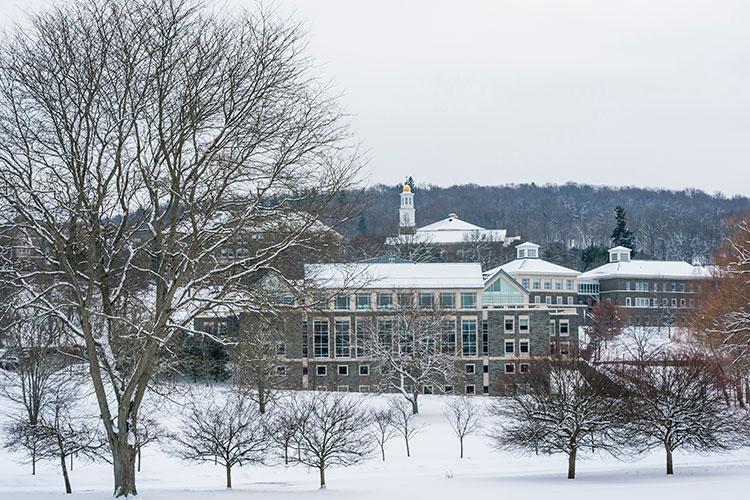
[625,297,632,307]
[504,340,514,355]
[337,365,348,376]
[635,297,650,307]
[521,278,530,289]
[680,298,686,307]
[519,363,530,374]
[481,322,489,356]
[398,293,412,307]
[519,340,529,354]
[423,385,434,395]
[560,342,570,355]
[556,296,563,305]
[504,316,515,333]
[313,320,329,358]
[419,292,434,308]
[671,298,678,307]
[534,296,541,304]
[505,363,515,374]
[532,279,541,290]
[545,296,552,305]
[378,319,393,349]
[555,280,563,290]
[483,385,490,394]
[337,385,350,392]
[334,320,351,358]
[483,364,489,373]
[544,280,552,290]
[439,292,455,308]
[566,280,574,290]
[276,342,286,356]
[444,385,454,394]
[636,282,649,292]
[461,319,477,356]
[549,320,556,335]
[567,296,574,305]
[316,365,327,376]
[442,319,456,354]
[519,317,529,332]
[559,320,569,336]
[276,365,287,375]
[465,363,476,374]
[377,292,392,310]
[359,385,370,393]
[359,364,370,376]
[334,294,350,310]
[316,386,327,391]
[356,293,371,310]
[355,320,368,358]
[460,292,477,309]
[465,385,476,395]
[518,249,526,258]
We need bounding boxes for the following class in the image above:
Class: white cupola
[609,245,632,263]
[399,183,416,235]
[516,241,540,259]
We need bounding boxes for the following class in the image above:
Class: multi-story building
[283,261,580,396]
[577,246,712,326]
[483,241,582,308]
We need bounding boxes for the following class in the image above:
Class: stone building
[577,246,712,326]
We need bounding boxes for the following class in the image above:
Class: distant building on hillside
[577,246,712,327]
[385,182,519,248]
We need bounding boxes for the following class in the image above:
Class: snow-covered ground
[2,387,749,500]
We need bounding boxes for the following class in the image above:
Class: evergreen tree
[405,176,416,191]
[611,206,636,253]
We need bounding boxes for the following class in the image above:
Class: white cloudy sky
[2,0,749,195]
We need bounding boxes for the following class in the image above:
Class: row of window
[624,297,693,308]
[532,295,575,305]
[624,281,691,293]
[520,278,575,291]
[331,292,478,311]
[304,362,532,379]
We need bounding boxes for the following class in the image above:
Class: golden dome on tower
[402,184,412,193]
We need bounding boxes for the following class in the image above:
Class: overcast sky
[2,0,749,195]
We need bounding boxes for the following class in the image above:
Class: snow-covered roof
[304,262,485,290]
[578,260,713,281]
[484,258,580,279]
[385,213,515,246]
[516,241,540,249]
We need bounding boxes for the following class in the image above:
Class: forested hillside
[341,183,750,265]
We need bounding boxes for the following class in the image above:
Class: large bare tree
[0,0,359,495]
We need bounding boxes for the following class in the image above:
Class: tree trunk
[411,391,419,415]
[380,443,386,461]
[567,448,576,479]
[319,465,326,489]
[284,444,289,465]
[58,451,72,495]
[226,464,232,488]
[137,446,141,472]
[112,440,138,497]
[666,446,674,475]
[405,436,411,457]
[70,452,74,472]
[459,437,464,459]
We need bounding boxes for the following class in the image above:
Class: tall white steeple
[399,182,416,235]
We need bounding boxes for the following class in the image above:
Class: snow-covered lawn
[1,389,749,500]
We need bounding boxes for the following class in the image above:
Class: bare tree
[443,396,481,458]
[615,355,749,475]
[1,312,70,475]
[171,391,268,489]
[269,393,306,466]
[389,397,423,458]
[231,313,296,414]
[0,0,359,495]
[488,361,627,479]
[294,392,373,489]
[370,407,397,461]
[584,300,624,362]
[365,295,458,414]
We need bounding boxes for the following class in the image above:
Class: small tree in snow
[389,397,424,458]
[365,295,458,414]
[294,392,373,489]
[172,392,268,488]
[370,407,397,461]
[269,394,306,465]
[488,361,626,479]
[443,396,481,458]
[616,355,749,475]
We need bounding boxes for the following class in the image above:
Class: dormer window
[518,249,526,258]
[611,253,619,262]
[527,249,537,258]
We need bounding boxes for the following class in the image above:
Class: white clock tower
[399,182,416,235]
